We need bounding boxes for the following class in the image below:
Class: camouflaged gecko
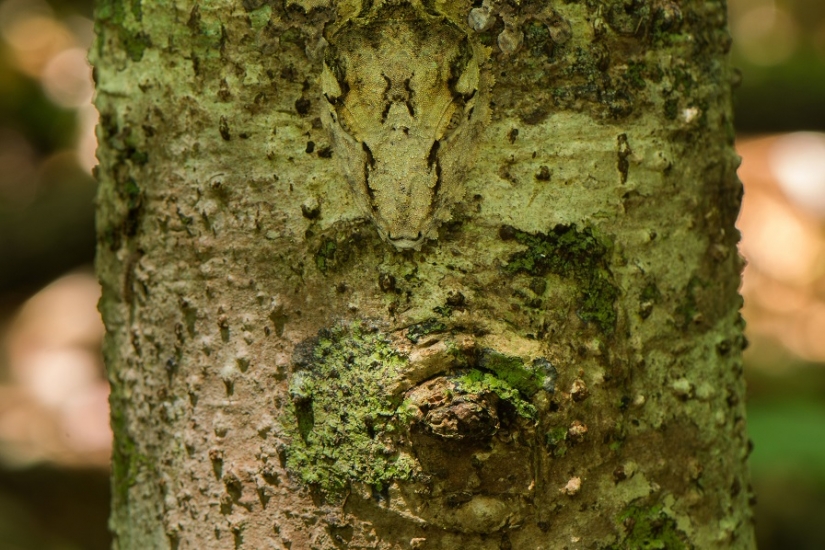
[321,0,485,250]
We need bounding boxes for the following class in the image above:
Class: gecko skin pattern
[321,0,485,250]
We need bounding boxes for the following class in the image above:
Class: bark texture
[93,0,755,548]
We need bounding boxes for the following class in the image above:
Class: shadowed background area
[0,0,824,548]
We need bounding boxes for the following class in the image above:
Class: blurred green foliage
[0,4,96,297]
[749,400,825,479]
[0,466,109,550]
[0,157,96,295]
[0,66,76,154]
[735,53,825,133]
[731,0,825,131]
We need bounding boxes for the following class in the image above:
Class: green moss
[406,318,447,343]
[675,276,705,327]
[640,283,660,303]
[664,98,678,120]
[455,369,537,420]
[478,349,543,396]
[579,271,620,333]
[503,225,619,334]
[606,419,628,453]
[432,305,452,317]
[121,179,141,209]
[624,61,648,90]
[650,2,685,43]
[524,20,554,59]
[611,504,689,550]
[95,0,151,61]
[311,230,367,274]
[110,405,150,507]
[603,0,652,36]
[545,426,568,457]
[672,67,696,94]
[110,407,133,505]
[314,238,337,273]
[118,178,142,237]
[503,224,601,277]
[294,400,314,443]
[284,323,417,498]
[121,31,151,62]
[130,0,142,21]
[639,281,661,319]
[126,148,149,165]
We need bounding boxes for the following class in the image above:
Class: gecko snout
[388,231,424,249]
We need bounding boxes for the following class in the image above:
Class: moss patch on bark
[95,0,151,62]
[454,369,537,420]
[283,325,549,498]
[110,404,151,509]
[501,224,619,334]
[284,323,417,497]
[476,348,551,396]
[610,504,689,550]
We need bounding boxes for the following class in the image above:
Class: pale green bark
[94,0,755,548]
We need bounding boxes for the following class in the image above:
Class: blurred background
[0,0,824,547]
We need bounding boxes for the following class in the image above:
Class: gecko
[320,0,485,249]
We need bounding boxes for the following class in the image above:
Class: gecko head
[357,131,443,250]
[320,8,482,251]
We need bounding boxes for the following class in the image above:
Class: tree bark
[93,0,755,548]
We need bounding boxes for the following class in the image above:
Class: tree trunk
[93,0,755,548]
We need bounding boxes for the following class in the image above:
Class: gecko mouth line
[388,231,424,246]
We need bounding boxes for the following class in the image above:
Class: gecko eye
[320,11,483,251]
[338,116,354,135]
[443,109,463,135]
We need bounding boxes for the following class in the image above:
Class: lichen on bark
[501,224,619,334]
[284,322,417,496]
[282,323,549,501]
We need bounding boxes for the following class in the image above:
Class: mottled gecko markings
[321,1,484,250]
